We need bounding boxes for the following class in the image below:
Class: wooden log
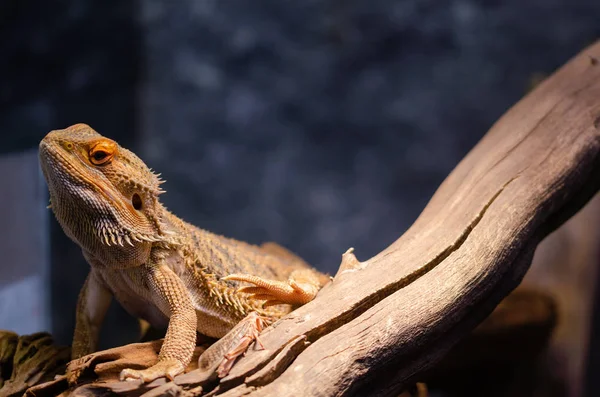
[0,331,70,397]
[13,41,600,397]
[214,41,600,396]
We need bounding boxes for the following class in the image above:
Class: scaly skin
[39,124,329,382]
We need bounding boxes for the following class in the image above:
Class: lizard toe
[224,274,315,306]
[119,358,185,383]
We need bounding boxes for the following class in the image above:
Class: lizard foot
[119,357,184,383]
[217,312,266,378]
[223,272,319,307]
[65,362,84,385]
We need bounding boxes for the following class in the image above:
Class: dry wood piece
[23,340,211,396]
[13,41,600,396]
[0,331,70,397]
[11,290,553,396]
[216,40,600,396]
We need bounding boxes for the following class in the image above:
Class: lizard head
[39,123,170,251]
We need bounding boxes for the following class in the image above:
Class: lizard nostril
[132,193,143,210]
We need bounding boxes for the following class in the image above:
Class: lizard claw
[119,358,184,383]
[217,312,265,378]
[66,365,84,385]
[223,274,318,307]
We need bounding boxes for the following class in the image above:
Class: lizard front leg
[68,271,112,383]
[120,263,197,382]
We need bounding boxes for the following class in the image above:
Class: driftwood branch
[216,41,600,396]
[8,41,600,396]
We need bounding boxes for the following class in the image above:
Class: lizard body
[39,124,328,382]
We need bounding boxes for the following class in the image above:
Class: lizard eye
[92,150,109,162]
[89,140,117,165]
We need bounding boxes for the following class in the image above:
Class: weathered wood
[0,331,70,397]
[11,41,600,397]
[216,41,600,396]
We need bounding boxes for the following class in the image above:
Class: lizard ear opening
[132,193,143,210]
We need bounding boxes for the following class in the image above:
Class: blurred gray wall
[0,151,50,334]
[0,1,141,346]
[138,0,600,272]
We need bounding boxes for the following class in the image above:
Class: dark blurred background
[0,1,599,396]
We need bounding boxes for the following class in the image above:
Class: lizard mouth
[39,138,162,246]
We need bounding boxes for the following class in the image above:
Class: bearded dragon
[39,124,329,383]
